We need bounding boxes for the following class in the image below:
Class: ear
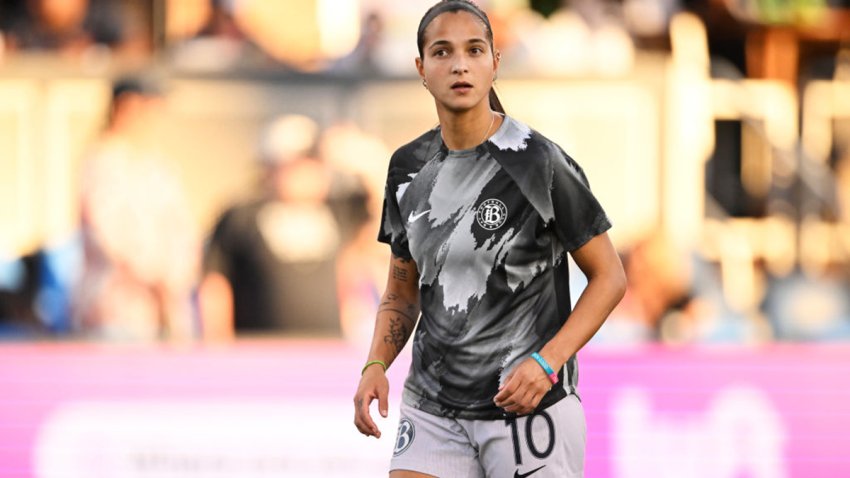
[493,49,501,72]
[415,56,425,79]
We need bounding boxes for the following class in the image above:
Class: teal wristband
[531,352,559,385]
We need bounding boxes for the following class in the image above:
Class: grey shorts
[389,394,586,478]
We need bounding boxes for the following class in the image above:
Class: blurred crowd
[0,75,388,343]
[1,0,847,78]
[1,0,849,345]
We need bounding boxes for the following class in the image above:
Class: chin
[440,98,485,114]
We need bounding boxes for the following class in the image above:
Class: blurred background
[1,0,849,476]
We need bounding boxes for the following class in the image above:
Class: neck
[437,103,501,151]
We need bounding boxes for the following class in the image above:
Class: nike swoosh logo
[514,465,546,478]
[407,210,431,223]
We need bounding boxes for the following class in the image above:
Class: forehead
[422,10,489,45]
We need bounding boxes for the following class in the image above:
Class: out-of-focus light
[670,12,708,71]
[665,13,713,246]
[166,0,212,40]
[802,81,834,163]
[719,222,757,313]
[590,25,634,77]
[317,0,360,60]
[623,0,669,36]
[524,11,634,77]
[724,0,829,26]
[232,0,360,69]
[761,215,796,277]
[234,0,320,68]
[489,0,527,10]
[760,83,797,150]
[528,11,590,76]
[0,81,39,254]
[800,216,832,276]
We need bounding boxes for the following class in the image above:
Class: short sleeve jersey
[378,115,611,419]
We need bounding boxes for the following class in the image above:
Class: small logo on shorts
[476,198,508,230]
[514,465,546,478]
[393,418,415,456]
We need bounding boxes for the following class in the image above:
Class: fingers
[493,379,514,404]
[494,379,525,410]
[353,393,380,438]
[502,391,542,415]
[378,386,389,418]
[494,360,552,415]
[354,374,390,438]
[500,389,531,415]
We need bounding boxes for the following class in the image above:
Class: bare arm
[494,232,626,414]
[539,231,626,369]
[353,253,421,438]
[197,271,235,342]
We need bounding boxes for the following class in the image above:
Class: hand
[353,365,389,438]
[493,357,553,415]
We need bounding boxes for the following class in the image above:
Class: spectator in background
[169,0,269,72]
[597,233,689,343]
[0,252,43,338]
[598,232,772,345]
[0,234,83,339]
[762,264,850,341]
[319,122,391,345]
[200,115,367,338]
[85,0,153,59]
[75,75,200,341]
[0,0,151,59]
[1,0,92,56]
[330,11,385,75]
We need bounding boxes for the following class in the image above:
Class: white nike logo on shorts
[408,210,431,224]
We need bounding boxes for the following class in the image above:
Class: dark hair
[111,74,163,102]
[416,0,505,114]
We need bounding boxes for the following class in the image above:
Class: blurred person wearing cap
[75,75,200,341]
[200,115,366,337]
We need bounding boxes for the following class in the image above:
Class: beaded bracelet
[361,360,388,375]
[531,352,559,385]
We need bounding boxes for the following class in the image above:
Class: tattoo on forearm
[392,265,408,282]
[384,317,410,352]
[379,292,417,323]
[381,293,399,307]
[379,308,416,323]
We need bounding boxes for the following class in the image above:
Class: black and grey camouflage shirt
[379,115,611,419]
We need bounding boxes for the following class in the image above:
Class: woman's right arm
[353,253,421,438]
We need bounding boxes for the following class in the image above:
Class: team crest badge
[393,418,415,456]
[476,199,508,230]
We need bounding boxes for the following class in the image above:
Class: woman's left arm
[494,232,626,415]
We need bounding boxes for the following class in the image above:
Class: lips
[451,81,473,92]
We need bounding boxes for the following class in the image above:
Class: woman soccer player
[353,1,626,476]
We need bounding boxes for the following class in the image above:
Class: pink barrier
[579,345,850,477]
[1,341,848,477]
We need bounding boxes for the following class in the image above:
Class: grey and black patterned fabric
[379,116,611,419]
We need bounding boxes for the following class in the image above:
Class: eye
[470,47,485,55]
[432,49,448,57]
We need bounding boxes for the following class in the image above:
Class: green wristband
[361,360,387,375]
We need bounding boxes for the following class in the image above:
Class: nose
[451,61,469,74]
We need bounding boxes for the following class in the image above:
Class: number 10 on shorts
[505,411,556,465]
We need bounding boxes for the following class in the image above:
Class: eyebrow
[427,38,488,49]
